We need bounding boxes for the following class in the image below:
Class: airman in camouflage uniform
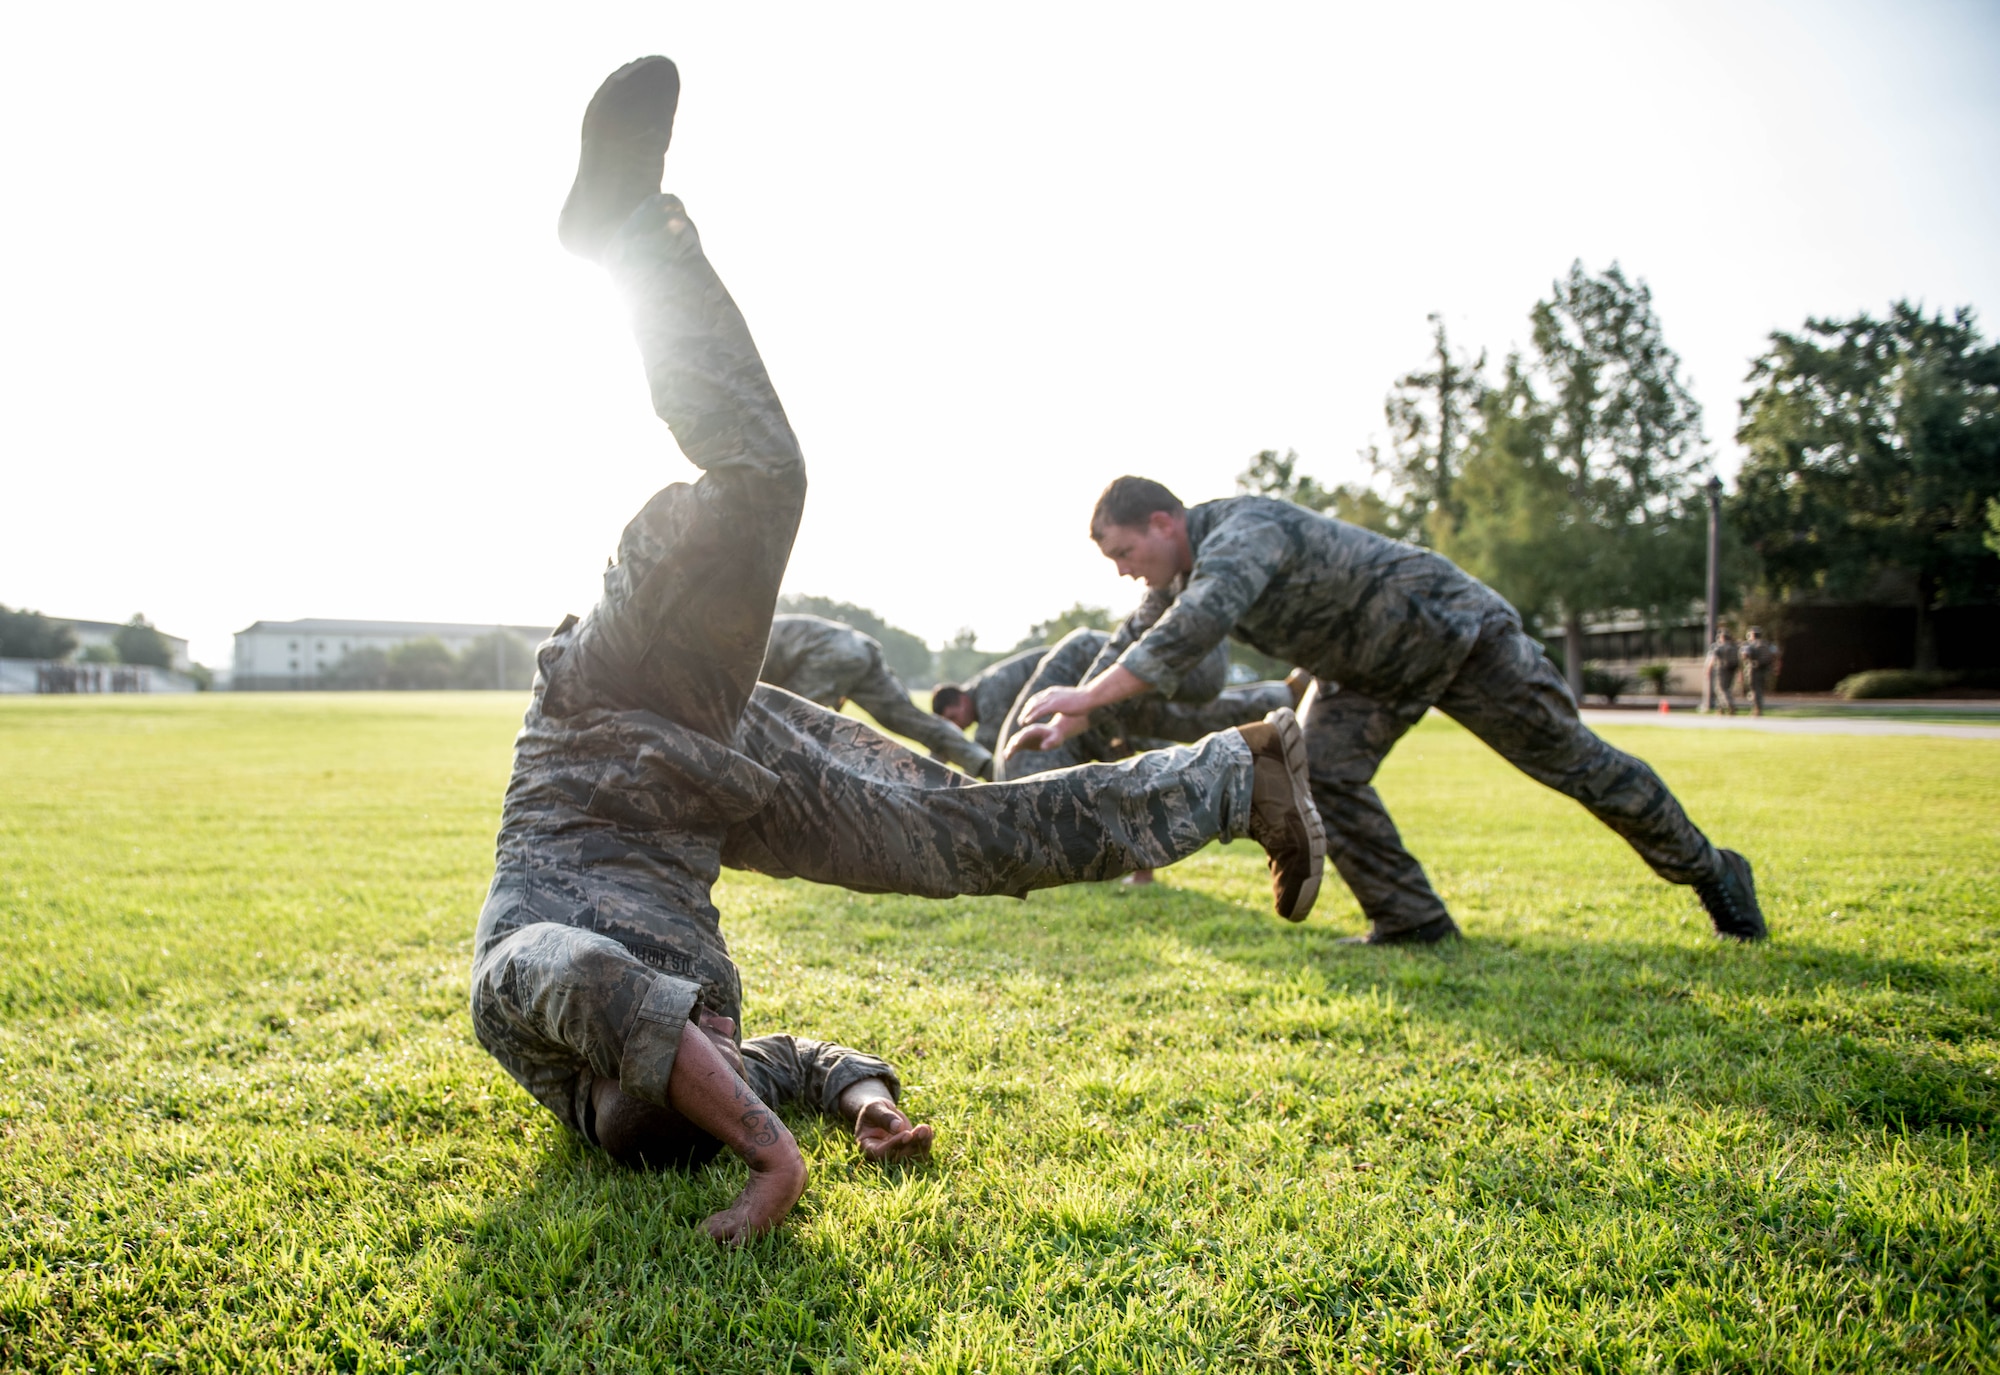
[470,60,1323,1241]
[1013,477,1767,944]
[935,646,1045,762]
[987,627,1293,781]
[762,613,992,776]
[1704,630,1740,715]
[1740,627,1781,716]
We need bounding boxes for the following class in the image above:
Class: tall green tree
[1434,262,1708,698]
[1015,603,1115,650]
[1379,314,1486,541]
[113,614,172,668]
[1733,303,2000,668]
[1234,449,1397,535]
[455,631,538,690]
[384,638,457,690]
[935,628,1007,686]
[0,605,77,660]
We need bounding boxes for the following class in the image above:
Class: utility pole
[1702,476,1722,712]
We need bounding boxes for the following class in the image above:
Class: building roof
[62,617,190,647]
[235,618,556,641]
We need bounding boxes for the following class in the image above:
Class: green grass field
[1,694,1994,1373]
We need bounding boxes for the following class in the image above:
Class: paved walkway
[1578,709,2000,741]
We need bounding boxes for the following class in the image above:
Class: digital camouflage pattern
[1104,496,1725,935]
[473,194,1258,1142]
[1706,636,1741,713]
[762,614,992,776]
[1741,636,1780,714]
[1107,497,1507,703]
[959,647,1045,758]
[994,627,1289,782]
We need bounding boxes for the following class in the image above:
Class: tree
[933,628,1004,686]
[0,605,77,660]
[1013,603,1115,651]
[1432,262,1709,700]
[385,638,457,690]
[324,646,390,689]
[1733,303,2000,669]
[1234,449,1398,536]
[1379,314,1486,541]
[113,614,172,668]
[776,594,934,684]
[455,631,538,690]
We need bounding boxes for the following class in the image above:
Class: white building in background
[62,618,192,672]
[233,618,554,690]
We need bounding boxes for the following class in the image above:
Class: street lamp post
[1702,476,1722,713]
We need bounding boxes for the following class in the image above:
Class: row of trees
[0,607,178,669]
[321,632,538,690]
[1241,265,2000,688]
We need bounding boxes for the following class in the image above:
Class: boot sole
[1263,707,1325,921]
[558,56,681,259]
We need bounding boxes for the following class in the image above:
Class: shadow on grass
[412,1130,882,1374]
[769,877,1998,1138]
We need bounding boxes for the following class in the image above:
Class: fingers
[1003,724,1052,759]
[1018,689,1055,725]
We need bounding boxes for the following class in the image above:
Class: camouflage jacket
[1082,600,1234,705]
[1106,496,1510,705]
[761,614,884,708]
[961,648,1045,755]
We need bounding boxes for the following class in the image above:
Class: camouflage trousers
[473,188,1264,1143]
[721,685,1256,894]
[1310,611,1723,936]
[472,687,1257,1137]
[835,651,994,777]
[1706,665,1737,714]
[992,627,1291,782]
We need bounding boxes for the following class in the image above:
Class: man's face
[695,1008,744,1078]
[1094,511,1189,589]
[937,697,976,729]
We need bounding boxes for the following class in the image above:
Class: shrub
[1835,669,1962,700]
[1636,663,1672,694]
[1583,665,1632,703]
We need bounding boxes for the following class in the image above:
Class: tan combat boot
[1235,708,1326,921]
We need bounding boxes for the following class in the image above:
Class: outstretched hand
[1003,720,1064,759]
[1019,685,1096,724]
[853,1098,934,1164]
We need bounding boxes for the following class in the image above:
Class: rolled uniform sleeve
[738,1034,901,1116]
[1116,518,1284,699]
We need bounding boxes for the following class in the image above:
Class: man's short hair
[593,1082,723,1173]
[931,684,968,716]
[1090,476,1185,540]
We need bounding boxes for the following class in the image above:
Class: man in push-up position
[1011,477,1767,946]
[471,58,1325,1245]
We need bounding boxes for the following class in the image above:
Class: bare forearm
[835,1076,896,1123]
[1078,664,1150,711]
[668,1020,794,1166]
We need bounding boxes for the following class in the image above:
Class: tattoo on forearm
[740,1107,782,1149]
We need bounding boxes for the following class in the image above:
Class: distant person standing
[1704,629,1740,715]
[1741,627,1782,716]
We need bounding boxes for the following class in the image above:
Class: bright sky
[2,1,1995,669]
